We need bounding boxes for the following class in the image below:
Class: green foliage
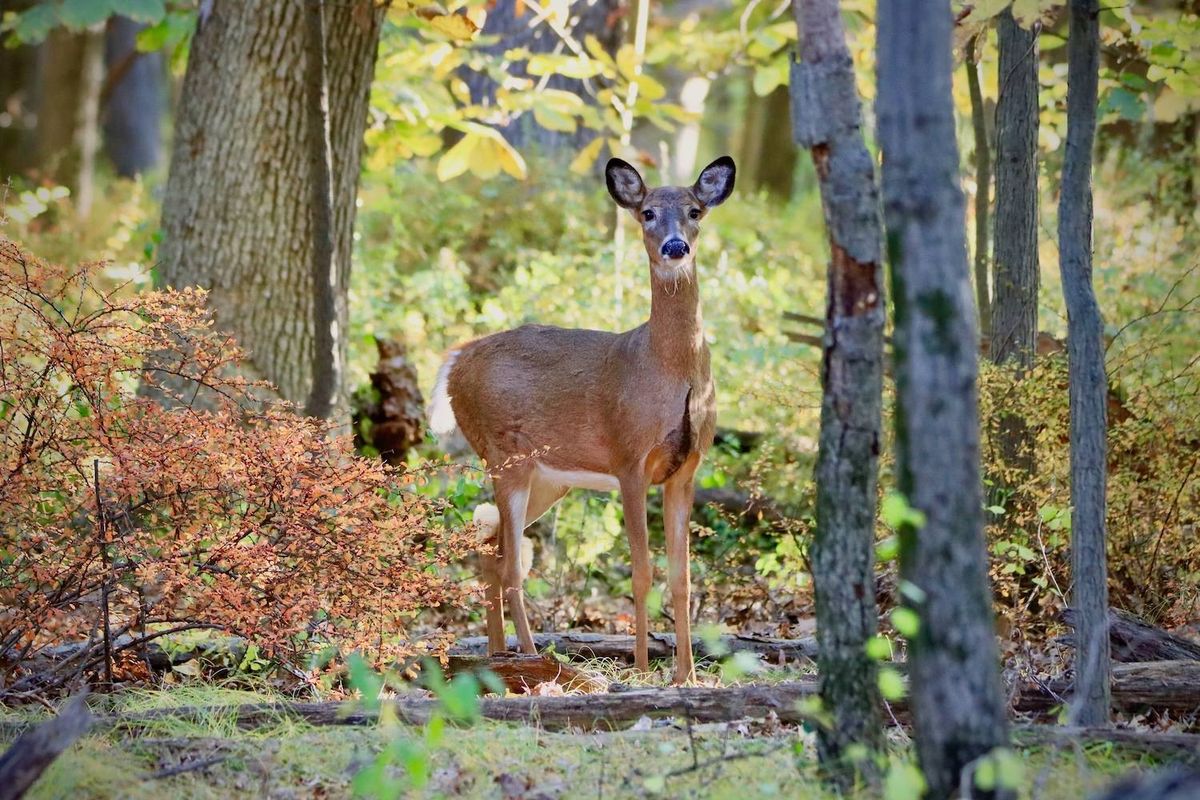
[3,0,165,44]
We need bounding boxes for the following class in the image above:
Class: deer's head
[606,156,736,279]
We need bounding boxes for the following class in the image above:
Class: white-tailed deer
[428,156,735,684]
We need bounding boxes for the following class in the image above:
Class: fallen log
[1012,725,1200,761]
[0,693,91,800]
[1014,660,1200,715]
[82,681,821,734]
[1060,608,1200,663]
[448,632,818,664]
[1090,767,1200,800]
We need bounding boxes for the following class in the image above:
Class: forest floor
[1,680,1166,800]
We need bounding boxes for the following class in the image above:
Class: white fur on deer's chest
[536,464,621,492]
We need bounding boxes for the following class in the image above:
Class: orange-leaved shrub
[0,237,474,696]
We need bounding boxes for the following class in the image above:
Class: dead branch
[1059,608,1200,663]
[0,693,92,800]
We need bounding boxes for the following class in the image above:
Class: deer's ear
[693,156,736,208]
[606,158,646,209]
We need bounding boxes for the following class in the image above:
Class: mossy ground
[0,683,1166,800]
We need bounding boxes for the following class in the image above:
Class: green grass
[0,685,1172,800]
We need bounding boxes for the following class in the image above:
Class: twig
[146,754,228,780]
[94,458,113,686]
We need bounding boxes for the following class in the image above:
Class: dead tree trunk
[990,8,1040,481]
[159,1,384,424]
[876,0,1011,796]
[1059,0,1111,728]
[790,0,884,782]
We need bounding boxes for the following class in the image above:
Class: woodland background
[1,0,1199,798]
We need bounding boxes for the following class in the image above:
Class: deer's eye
[641,209,656,222]
[688,208,701,220]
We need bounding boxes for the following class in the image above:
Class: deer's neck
[648,266,705,376]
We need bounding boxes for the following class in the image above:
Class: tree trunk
[302,0,340,420]
[103,16,165,178]
[965,34,991,337]
[0,1,39,178]
[159,0,384,422]
[790,0,885,784]
[990,9,1040,480]
[461,0,623,156]
[875,0,1011,796]
[1059,0,1111,728]
[33,29,87,182]
[72,24,105,220]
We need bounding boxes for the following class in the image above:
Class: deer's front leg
[480,548,506,654]
[664,455,700,684]
[620,477,652,673]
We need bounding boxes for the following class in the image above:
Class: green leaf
[877,667,906,700]
[118,0,165,23]
[883,759,926,800]
[135,17,172,51]
[10,4,61,43]
[891,607,920,638]
[57,0,116,29]
[881,493,926,531]
[865,635,892,660]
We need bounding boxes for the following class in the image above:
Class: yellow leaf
[469,137,501,179]
[616,44,638,80]
[427,12,478,41]
[533,106,577,133]
[584,34,616,69]
[634,74,666,101]
[437,134,479,181]
[569,137,605,175]
[492,135,527,180]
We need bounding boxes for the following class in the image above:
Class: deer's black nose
[661,239,690,259]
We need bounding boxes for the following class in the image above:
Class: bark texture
[991,9,1040,481]
[159,0,384,420]
[991,9,1039,367]
[1059,0,1111,728]
[0,693,91,800]
[790,0,884,780]
[302,0,341,420]
[875,0,1011,796]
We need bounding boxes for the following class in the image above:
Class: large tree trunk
[1059,0,1111,728]
[462,0,623,156]
[159,1,384,421]
[790,0,884,784]
[990,9,1040,480]
[103,16,165,178]
[875,0,1011,797]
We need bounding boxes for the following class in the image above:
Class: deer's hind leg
[494,470,537,654]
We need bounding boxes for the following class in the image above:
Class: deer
[428,156,735,684]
